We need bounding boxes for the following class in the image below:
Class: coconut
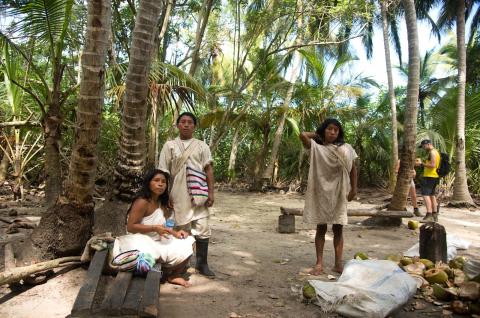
[449,259,463,270]
[451,300,470,315]
[385,254,401,263]
[408,220,419,230]
[410,274,430,289]
[404,262,426,276]
[354,252,368,260]
[453,269,466,286]
[400,257,414,266]
[425,268,449,284]
[302,282,316,299]
[420,259,435,270]
[458,282,480,301]
[454,256,467,266]
[432,283,450,301]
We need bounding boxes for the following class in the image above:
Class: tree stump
[278,215,295,233]
[419,222,447,263]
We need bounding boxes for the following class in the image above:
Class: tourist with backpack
[416,139,441,222]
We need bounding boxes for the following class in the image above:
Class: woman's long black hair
[126,169,170,217]
[314,118,345,146]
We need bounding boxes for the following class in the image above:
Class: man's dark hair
[177,112,197,125]
[314,118,345,146]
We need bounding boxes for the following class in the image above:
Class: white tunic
[303,143,358,225]
[158,137,213,226]
[113,208,195,267]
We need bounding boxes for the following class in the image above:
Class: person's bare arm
[127,199,170,237]
[423,151,437,168]
[300,132,318,149]
[347,162,358,201]
[205,163,215,207]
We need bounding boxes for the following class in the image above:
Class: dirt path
[0,190,479,318]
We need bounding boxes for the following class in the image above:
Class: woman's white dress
[113,208,195,267]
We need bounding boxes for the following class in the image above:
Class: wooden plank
[138,271,161,317]
[99,271,132,315]
[280,207,413,218]
[71,249,108,316]
[122,276,145,315]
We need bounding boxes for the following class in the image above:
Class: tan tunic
[303,142,358,225]
[158,137,213,226]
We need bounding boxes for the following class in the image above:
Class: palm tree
[1,0,79,206]
[114,0,164,200]
[31,0,112,257]
[390,0,420,211]
[451,0,474,205]
[380,0,400,192]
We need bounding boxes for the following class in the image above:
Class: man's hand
[206,193,214,207]
[347,189,357,202]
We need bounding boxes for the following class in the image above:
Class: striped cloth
[186,166,209,206]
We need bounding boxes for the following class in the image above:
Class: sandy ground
[0,189,479,318]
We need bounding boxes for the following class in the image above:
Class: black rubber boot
[195,238,215,277]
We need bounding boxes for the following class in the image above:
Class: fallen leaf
[327,275,337,280]
[230,312,241,318]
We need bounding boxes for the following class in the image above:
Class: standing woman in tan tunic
[300,118,358,275]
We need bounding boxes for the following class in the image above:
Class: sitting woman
[113,169,195,287]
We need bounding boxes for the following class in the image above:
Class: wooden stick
[280,207,413,218]
[0,256,84,286]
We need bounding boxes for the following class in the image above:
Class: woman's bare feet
[168,276,191,287]
[308,264,324,276]
[332,264,343,274]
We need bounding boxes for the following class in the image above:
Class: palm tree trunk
[228,127,240,183]
[43,102,63,206]
[189,0,214,76]
[381,0,399,193]
[451,0,474,206]
[114,0,163,201]
[31,0,112,258]
[390,0,419,211]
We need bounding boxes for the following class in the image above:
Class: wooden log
[278,215,295,233]
[122,276,145,315]
[0,256,82,286]
[280,207,303,216]
[138,270,161,317]
[71,250,108,316]
[280,207,413,218]
[100,271,132,315]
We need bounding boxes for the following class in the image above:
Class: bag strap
[171,139,199,177]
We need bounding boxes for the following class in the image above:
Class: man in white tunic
[158,112,215,276]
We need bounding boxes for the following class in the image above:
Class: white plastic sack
[403,234,471,260]
[464,258,480,279]
[309,260,416,318]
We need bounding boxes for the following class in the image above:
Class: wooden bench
[278,207,414,233]
[71,250,162,317]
